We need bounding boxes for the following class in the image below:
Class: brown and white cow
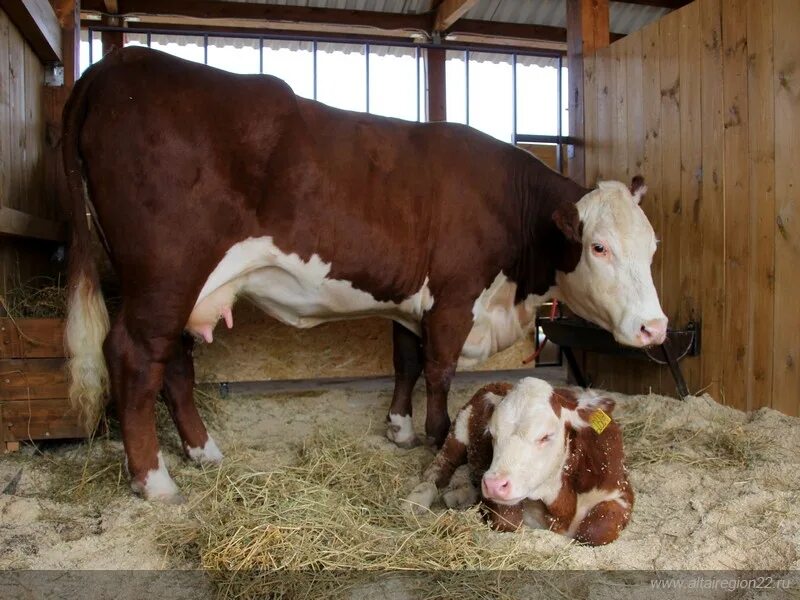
[62,47,665,502]
[405,378,633,546]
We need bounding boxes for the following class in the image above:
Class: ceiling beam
[434,0,479,32]
[614,0,691,8]
[102,0,119,13]
[1,0,62,62]
[451,19,624,45]
[80,0,432,33]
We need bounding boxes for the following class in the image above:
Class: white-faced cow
[405,378,633,546]
[63,48,666,502]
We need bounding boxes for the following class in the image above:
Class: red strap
[522,300,558,365]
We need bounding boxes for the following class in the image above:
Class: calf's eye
[538,433,552,444]
[591,243,608,256]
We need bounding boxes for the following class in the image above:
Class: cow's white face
[556,180,667,347]
[482,378,569,505]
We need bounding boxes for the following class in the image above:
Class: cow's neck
[509,158,587,303]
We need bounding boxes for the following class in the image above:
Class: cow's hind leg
[386,321,423,448]
[162,333,223,465]
[105,316,183,503]
[572,500,631,546]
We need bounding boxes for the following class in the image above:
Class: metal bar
[515,134,580,145]
[415,45,420,122]
[146,32,151,47]
[511,52,517,144]
[203,33,208,64]
[464,49,469,125]
[365,43,370,113]
[562,347,589,388]
[259,36,263,74]
[85,23,566,58]
[312,40,317,100]
[88,28,93,64]
[661,340,690,400]
[556,54,563,172]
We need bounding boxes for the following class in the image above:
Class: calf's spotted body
[406,379,633,546]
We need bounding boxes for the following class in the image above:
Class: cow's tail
[62,62,110,431]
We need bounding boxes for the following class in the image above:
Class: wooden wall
[582,0,799,414]
[0,8,60,296]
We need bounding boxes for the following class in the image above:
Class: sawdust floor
[1,375,798,597]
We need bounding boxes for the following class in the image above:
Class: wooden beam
[434,0,479,32]
[425,47,446,121]
[80,0,432,33]
[102,0,117,12]
[614,0,690,8]
[566,0,610,187]
[450,19,623,45]
[0,0,62,62]
[0,207,67,242]
[52,0,80,85]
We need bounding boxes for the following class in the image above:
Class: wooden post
[101,26,123,55]
[426,48,446,122]
[566,0,609,186]
[43,0,80,218]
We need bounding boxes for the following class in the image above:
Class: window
[207,37,260,74]
[78,29,565,139]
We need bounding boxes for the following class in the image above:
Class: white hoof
[185,435,224,465]
[386,414,420,448]
[442,484,479,509]
[130,452,184,503]
[403,481,438,515]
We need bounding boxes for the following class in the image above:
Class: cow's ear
[552,202,582,243]
[630,175,647,205]
[595,396,615,416]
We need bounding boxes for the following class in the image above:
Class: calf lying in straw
[404,378,633,546]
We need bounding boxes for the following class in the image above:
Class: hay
[1,276,68,318]
[157,429,573,599]
[618,395,771,469]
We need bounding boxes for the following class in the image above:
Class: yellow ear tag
[589,409,611,434]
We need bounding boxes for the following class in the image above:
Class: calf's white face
[482,378,569,505]
[556,180,668,347]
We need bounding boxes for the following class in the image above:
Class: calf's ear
[630,175,647,205]
[552,202,583,243]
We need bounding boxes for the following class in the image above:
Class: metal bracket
[44,63,64,87]
[219,382,230,399]
[431,31,443,45]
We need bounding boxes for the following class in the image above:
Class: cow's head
[481,378,614,505]
[552,177,667,347]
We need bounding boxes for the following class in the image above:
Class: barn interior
[0,0,799,596]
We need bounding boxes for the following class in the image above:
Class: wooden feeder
[0,317,89,453]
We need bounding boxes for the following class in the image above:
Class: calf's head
[552,177,667,347]
[481,378,614,505]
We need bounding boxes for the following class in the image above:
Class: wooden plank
[6,15,25,212]
[746,0,775,410]
[566,0,610,186]
[0,0,62,62]
[772,0,800,416]
[698,0,725,400]
[0,318,65,359]
[0,207,67,241]
[720,0,750,411]
[640,20,664,394]
[594,45,613,182]
[677,1,702,393]
[612,37,628,183]
[582,52,598,185]
[658,9,681,357]
[0,11,10,212]
[0,357,68,401]
[23,44,44,218]
[1,397,86,442]
[434,0,480,32]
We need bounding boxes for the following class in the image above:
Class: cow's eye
[591,243,608,256]
[538,433,552,444]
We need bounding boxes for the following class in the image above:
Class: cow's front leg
[421,303,474,447]
[386,321,424,448]
[162,333,223,465]
[105,316,183,503]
